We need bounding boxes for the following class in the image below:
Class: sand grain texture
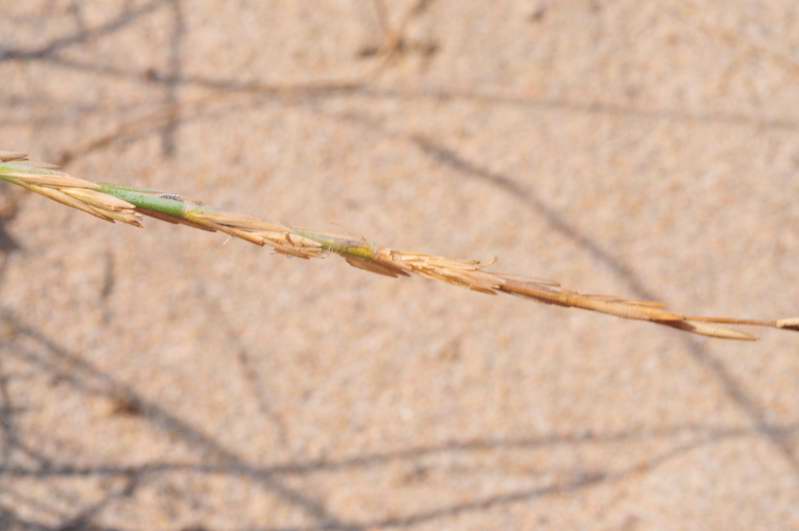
[0,1,798,530]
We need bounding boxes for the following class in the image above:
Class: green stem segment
[293,229,376,259]
[99,184,187,218]
[99,183,376,260]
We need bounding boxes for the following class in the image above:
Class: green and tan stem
[1,152,796,341]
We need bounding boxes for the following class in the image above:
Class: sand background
[1,1,798,529]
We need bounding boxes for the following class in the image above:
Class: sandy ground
[1,1,798,529]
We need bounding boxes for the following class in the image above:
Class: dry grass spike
[0,152,795,342]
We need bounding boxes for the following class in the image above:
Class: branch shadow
[393,130,799,478]
[2,4,798,528]
[0,187,22,332]
[0,308,360,531]
[160,0,185,158]
[0,308,796,529]
[10,50,799,133]
[0,0,168,62]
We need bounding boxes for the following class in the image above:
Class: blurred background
[1,1,798,529]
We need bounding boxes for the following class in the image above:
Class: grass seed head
[2,151,795,342]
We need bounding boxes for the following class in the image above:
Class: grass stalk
[1,151,796,341]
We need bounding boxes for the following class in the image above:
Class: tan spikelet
[61,188,137,212]
[2,168,99,189]
[777,318,799,331]
[346,255,411,277]
[19,183,115,223]
[0,152,28,163]
[663,321,757,341]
